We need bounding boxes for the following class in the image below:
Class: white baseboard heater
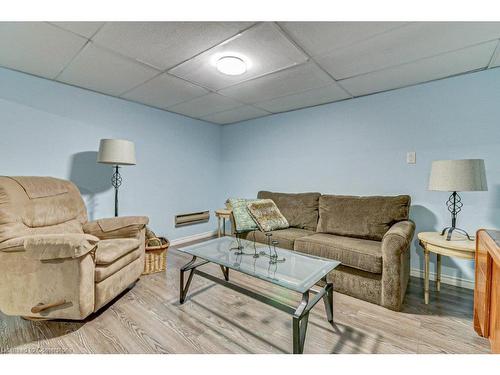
[175,211,210,227]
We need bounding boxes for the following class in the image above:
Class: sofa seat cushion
[294,233,383,274]
[245,228,315,250]
[95,238,141,265]
[95,247,142,282]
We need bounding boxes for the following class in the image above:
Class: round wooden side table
[418,231,475,304]
[215,209,232,238]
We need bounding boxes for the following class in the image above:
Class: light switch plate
[406,151,416,164]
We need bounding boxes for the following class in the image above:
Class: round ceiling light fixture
[216,56,247,76]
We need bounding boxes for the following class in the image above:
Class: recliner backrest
[0,176,88,243]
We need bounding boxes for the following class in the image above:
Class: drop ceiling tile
[50,22,105,38]
[340,41,497,97]
[490,45,500,67]
[0,22,87,79]
[280,22,408,57]
[92,22,253,70]
[254,83,350,113]
[167,93,244,118]
[57,43,159,96]
[122,73,208,109]
[219,62,335,103]
[169,23,308,90]
[317,22,500,79]
[202,105,270,124]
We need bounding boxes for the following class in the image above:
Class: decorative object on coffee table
[428,159,487,240]
[97,139,137,217]
[143,227,169,275]
[258,233,285,263]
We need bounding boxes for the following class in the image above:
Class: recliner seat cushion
[317,195,410,241]
[95,247,142,282]
[95,238,140,265]
[294,233,383,274]
[244,228,315,250]
[257,191,320,231]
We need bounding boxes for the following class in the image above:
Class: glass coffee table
[178,236,340,354]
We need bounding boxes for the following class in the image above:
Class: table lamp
[97,139,136,217]
[428,159,487,240]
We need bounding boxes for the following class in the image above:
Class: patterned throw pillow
[247,199,289,232]
[227,198,260,233]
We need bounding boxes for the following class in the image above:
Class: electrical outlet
[407,151,416,164]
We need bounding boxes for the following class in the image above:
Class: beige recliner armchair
[0,176,148,320]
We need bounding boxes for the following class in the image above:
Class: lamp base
[441,226,472,241]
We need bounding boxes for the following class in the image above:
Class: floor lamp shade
[97,139,136,166]
[97,139,136,217]
[428,159,487,192]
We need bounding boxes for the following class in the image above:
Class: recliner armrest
[23,233,100,260]
[83,216,149,239]
[382,220,415,257]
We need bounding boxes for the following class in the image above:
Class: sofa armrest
[380,220,415,311]
[83,216,149,239]
[23,233,100,260]
[382,220,415,256]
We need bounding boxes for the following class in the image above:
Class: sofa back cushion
[317,195,411,241]
[257,191,320,231]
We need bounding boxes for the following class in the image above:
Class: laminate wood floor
[0,240,490,354]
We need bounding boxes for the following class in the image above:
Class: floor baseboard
[410,268,474,290]
[170,230,217,247]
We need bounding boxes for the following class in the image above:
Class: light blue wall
[2,65,499,282]
[221,68,500,282]
[0,67,223,241]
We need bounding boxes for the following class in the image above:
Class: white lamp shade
[97,139,136,165]
[428,159,487,192]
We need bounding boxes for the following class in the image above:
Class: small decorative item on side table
[143,227,170,275]
[418,231,475,304]
[215,209,232,238]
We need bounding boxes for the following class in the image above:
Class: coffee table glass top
[179,237,340,293]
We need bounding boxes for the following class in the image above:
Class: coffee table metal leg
[220,265,229,281]
[323,282,334,324]
[292,292,310,354]
[180,256,197,304]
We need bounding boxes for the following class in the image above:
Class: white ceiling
[0,21,499,125]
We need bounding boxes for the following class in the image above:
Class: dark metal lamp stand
[111,165,122,217]
[441,191,472,241]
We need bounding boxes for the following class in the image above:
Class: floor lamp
[428,159,487,241]
[97,139,136,217]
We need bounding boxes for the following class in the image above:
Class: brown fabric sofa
[0,176,148,320]
[237,191,415,311]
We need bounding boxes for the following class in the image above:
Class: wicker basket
[143,237,169,275]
